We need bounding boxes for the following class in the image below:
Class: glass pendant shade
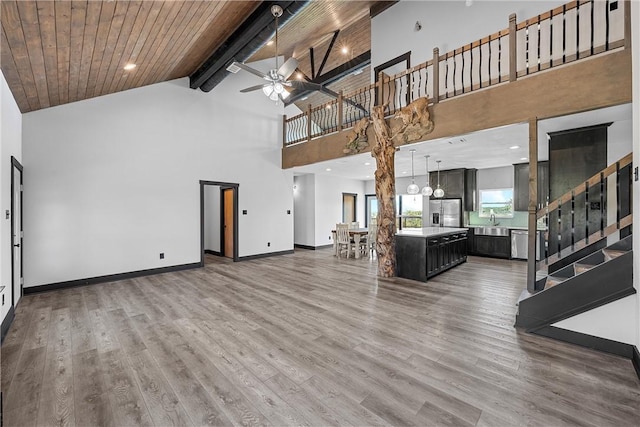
[434,160,445,198]
[407,149,420,194]
[421,155,433,196]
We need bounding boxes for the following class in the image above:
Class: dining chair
[336,223,354,258]
[366,224,377,258]
[349,221,360,229]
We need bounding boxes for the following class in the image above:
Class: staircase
[516,235,634,331]
[516,153,634,335]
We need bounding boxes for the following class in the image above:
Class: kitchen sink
[473,226,510,236]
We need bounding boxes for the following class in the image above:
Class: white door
[12,159,23,307]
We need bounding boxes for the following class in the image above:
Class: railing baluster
[600,171,605,235]
[537,19,541,71]
[557,201,562,256]
[585,181,590,244]
[562,4,566,64]
[498,34,502,82]
[453,52,457,96]
[590,0,594,55]
[570,190,575,248]
[576,1,580,59]
[605,0,610,50]
[525,22,530,75]
[550,7,554,66]
[488,36,492,85]
[616,160,621,227]
[469,43,473,91]
[445,53,449,98]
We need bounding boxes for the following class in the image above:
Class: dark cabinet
[430,168,477,212]
[514,161,549,211]
[473,235,511,259]
[398,232,468,282]
[464,169,477,211]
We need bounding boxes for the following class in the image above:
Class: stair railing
[536,152,633,272]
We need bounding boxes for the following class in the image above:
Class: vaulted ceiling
[1,1,389,114]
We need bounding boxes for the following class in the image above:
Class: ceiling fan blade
[289,80,323,92]
[278,57,299,80]
[233,62,269,79]
[240,83,269,93]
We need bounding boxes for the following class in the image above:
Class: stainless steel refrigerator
[429,199,462,227]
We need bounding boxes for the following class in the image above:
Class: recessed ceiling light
[296,72,303,79]
[325,168,332,171]
[520,157,527,161]
[364,162,371,166]
[510,145,520,149]
[267,40,274,46]
[402,171,408,174]
[300,96,308,101]
[341,47,349,54]
[123,63,136,71]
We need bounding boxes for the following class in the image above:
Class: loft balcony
[282,0,632,169]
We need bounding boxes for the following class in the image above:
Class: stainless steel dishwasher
[511,230,529,259]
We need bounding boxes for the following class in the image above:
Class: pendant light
[407,149,420,195]
[421,155,433,196]
[434,160,445,198]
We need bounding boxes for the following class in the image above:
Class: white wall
[1,71,22,323]
[314,174,365,247]
[372,1,566,72]
[203,185,221,253]
[293,174,315,247]
[632,0,640,348]
[22,65,293,287]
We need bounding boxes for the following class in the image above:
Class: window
[479,189,514,217]
[364,194,423,229]
[365,194,378,227]
[397,194,423,229]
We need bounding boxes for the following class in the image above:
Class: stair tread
[603,248,627,261]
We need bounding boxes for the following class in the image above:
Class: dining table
[331,228,369,259]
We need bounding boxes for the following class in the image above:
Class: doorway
[11,157,23,308]
[200,180,238,264]
[222,188,234,258]
[342,193,357,223]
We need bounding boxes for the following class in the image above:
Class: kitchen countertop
[396,227,468,238]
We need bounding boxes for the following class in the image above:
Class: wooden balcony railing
[283,0,630,147]
[536,152,633,271]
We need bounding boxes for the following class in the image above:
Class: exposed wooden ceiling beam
[286,50,371,105]
[315,30,340,78]
[191,1,309,92]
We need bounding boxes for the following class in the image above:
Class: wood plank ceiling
[1,1,259,113]
[1,1,384,114]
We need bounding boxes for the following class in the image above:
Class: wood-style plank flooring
[2,250,639,426]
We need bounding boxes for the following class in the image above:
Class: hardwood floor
[2,250,639,426]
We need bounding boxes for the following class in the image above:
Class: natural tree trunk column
[371,105,397,278]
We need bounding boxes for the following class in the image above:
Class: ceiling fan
[227,4,333,104]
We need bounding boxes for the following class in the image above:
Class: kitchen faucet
[489,210,499,226]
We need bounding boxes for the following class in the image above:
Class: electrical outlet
[242,210,247,215]
[610,1,618,11]
[267,242,271,247]
[159,253,165,259]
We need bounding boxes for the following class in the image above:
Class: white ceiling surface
[291,104,632,180]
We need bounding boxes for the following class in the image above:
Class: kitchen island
[396,227,469,282]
